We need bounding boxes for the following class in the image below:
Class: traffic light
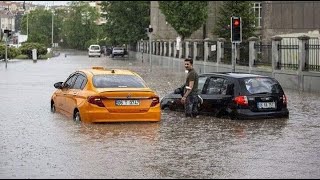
[7,30,12,37]
[231,16,242,42]
[3,29,12,38]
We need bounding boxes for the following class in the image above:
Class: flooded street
[0,52,319,178]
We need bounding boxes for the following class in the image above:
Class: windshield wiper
[251,92,270,95]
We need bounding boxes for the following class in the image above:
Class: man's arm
[183,81,194,98]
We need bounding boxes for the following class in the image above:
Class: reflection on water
[76,122,160,143]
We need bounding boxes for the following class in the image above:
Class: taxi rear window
[93,75,147,88]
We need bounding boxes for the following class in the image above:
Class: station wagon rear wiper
[251,92,270,95]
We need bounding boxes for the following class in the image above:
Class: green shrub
[19,43,47,59]
[0,44,21,59]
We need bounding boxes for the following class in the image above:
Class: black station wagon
[160,72,289,120]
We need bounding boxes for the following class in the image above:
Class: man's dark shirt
[185,68,199,95]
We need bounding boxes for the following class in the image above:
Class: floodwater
[0,51,319,178]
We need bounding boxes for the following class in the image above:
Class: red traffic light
[233,19,240,26]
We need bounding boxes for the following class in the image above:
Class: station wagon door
[200,76,233,116]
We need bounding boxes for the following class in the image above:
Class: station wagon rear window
[93,75,147,88]
[243,77,283,94]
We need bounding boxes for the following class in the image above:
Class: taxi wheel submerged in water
[73,110,81,123]
[51,101,56,113]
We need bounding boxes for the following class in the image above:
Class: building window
[253,2,262,28]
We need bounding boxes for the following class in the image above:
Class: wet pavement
[0,51,319,178]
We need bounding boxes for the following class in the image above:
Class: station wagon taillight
[150,96,159,107]
[87,96,105,107]
[234,96,248,106]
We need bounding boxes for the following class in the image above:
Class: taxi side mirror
[54,82,63,89]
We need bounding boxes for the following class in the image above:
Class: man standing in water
[181,58,199,118]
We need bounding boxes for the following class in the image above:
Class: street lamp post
[27,13,28,36]
[51,1,54,48]
[5,35,8,69]
[148,25,152,72]
[51,10,54,48]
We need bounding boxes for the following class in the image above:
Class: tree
[159,1,208,40]
[61,1,100,50]
[21,9,53,46]
[213,1,256,42]
[100,1,150,45]
[15,12,24,32]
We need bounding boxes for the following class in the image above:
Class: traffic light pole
[231,16,242,73]
[232,42,235,72]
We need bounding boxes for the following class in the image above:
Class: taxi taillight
[150,96,159,107]
[87,96,105,107]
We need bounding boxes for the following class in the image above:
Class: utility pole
[5,36,8,69]
[51,1,54,48]
[4,29,11,69]
[27,13,28,37]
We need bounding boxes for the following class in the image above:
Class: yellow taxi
[50,66,161,123]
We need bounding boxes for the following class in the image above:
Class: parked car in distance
[88,45,101,57]
[160,72,289,120]
[111,47,125,58]
[51,66,161,123]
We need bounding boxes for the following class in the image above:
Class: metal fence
[238,42,249,66]
[306,38,320,71]
[135,37,320,72]
[181,42,186,59]
[254,41,272,66]
[279,38,299,70]
[207,41,217,63]
[222,42,232,64]
[188,43,194,59]
[196,42,204,61]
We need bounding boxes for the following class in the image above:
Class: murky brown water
[0,52,319,178]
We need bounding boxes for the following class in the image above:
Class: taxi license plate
[115,100,140,106]
[257,102,276,109]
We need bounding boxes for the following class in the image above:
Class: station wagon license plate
[257,102,276,109]
[115,100,140,106]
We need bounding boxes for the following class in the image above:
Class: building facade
[151,1,320,41]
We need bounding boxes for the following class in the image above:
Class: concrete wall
[131,51,320,94]
[151,1,320,41]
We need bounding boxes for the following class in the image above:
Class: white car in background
[88,45,101,57]
[111,47,125,58]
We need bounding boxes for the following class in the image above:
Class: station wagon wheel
[51,101,56,113]
[73,110,81,123]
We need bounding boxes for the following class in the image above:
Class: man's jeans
[184,94,199,117]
